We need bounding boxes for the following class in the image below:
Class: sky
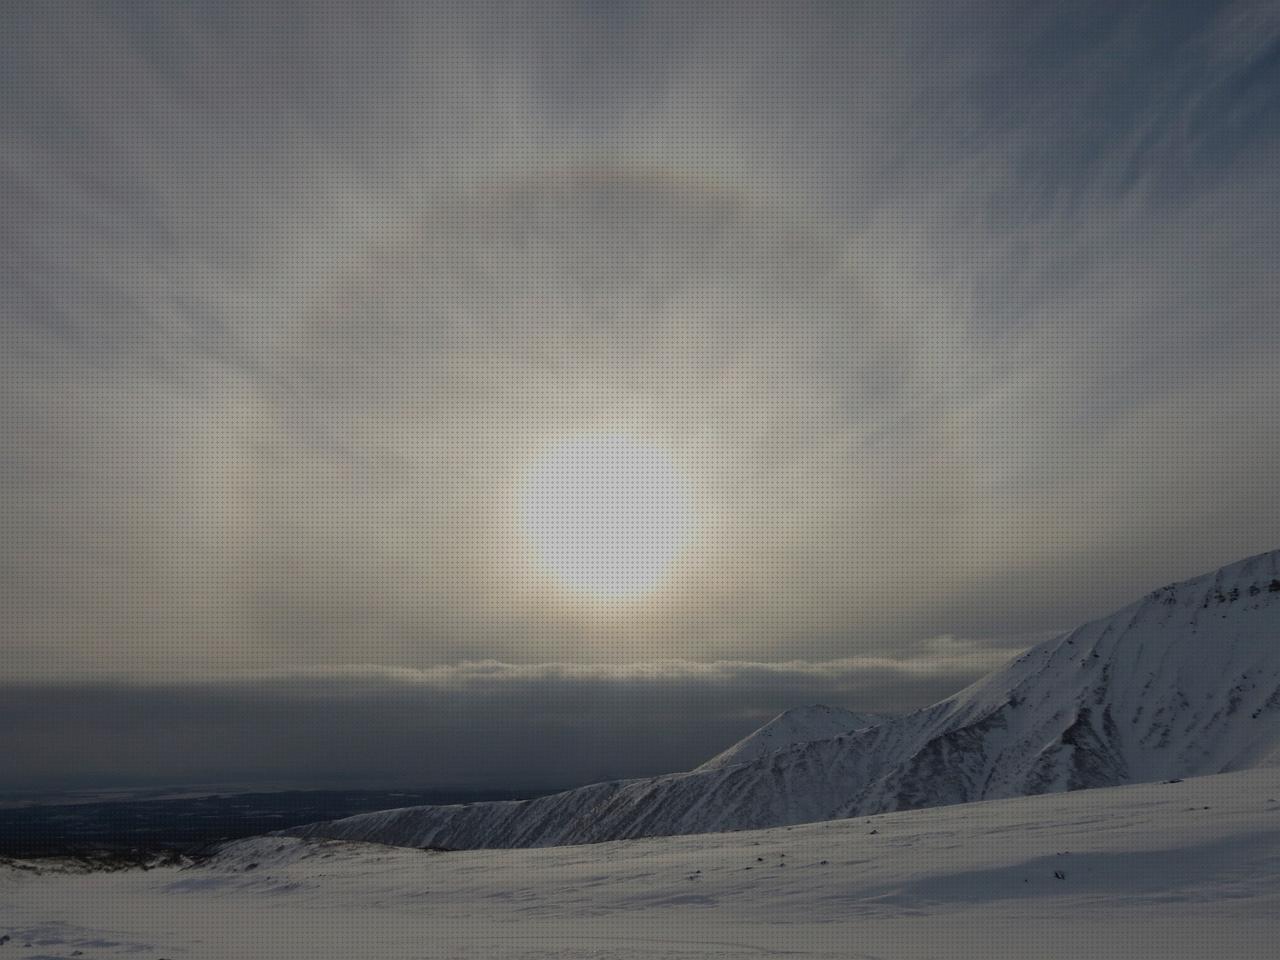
[3,0,1280,792]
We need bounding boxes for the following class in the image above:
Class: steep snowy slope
[283,549,1280,850]
[695,704,882,771]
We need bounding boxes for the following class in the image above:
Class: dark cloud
[0,647,1010,791]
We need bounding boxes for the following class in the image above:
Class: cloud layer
[0,641,1013,790]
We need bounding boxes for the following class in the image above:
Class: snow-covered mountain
[694,704,883,771]
[282,549,1280,850]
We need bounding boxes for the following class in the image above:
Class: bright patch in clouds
[520,435,692,599]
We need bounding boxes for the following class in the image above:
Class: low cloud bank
[0,644,1016,792]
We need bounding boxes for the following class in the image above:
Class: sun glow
[519,435,692,599]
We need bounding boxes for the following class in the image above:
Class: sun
[519,435,692,599]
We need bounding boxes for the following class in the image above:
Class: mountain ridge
[694,704,884,772]
[280,548,1280,850]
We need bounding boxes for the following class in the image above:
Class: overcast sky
[3,0,1279,792]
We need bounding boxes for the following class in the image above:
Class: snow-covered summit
[281,548,1280,850]
[695,705,882,771]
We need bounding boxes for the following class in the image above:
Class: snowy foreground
[5,768,1280,959]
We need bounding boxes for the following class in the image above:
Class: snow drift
[12,768,1280,959]
[282,549,1280,849]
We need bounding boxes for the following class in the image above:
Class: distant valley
[0,787,556,859]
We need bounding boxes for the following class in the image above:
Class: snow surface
[284,549,1280,850]
[5,768,1280,958]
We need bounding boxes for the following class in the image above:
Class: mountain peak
[1144,548,1280,610]
[695,705,883,772]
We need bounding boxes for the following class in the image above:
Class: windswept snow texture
[694,704,883,771]
[5,769,1280,958]
[284,549,1280,850]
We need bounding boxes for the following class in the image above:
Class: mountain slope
[282,549,1280,850]
[694,704,882,771]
